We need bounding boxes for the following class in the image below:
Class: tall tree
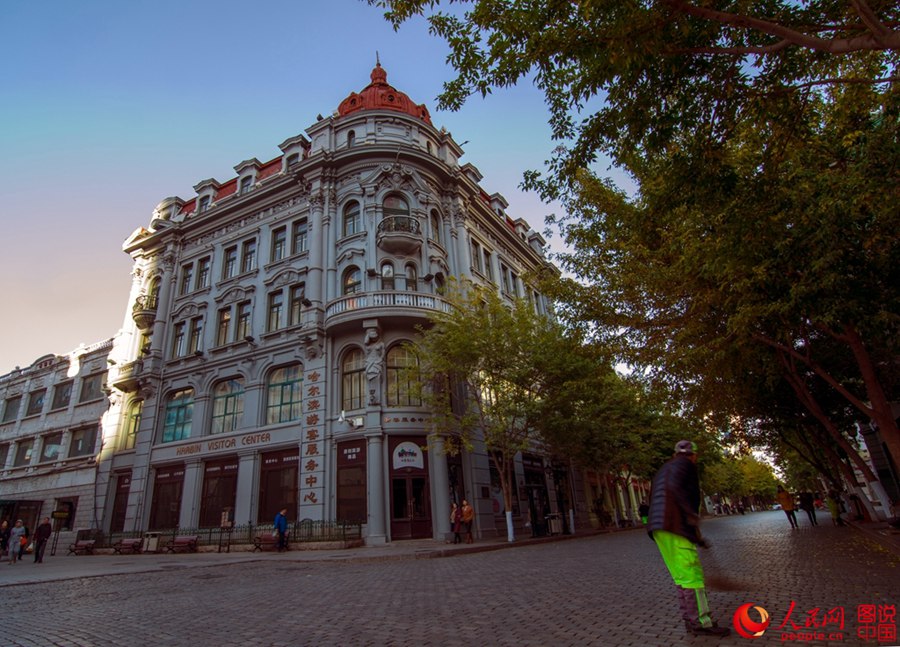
[410,279,584,541]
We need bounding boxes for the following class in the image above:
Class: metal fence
[78,520,363,548]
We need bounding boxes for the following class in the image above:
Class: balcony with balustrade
[376,215,422,254]
[325,290,452,330]
[132,294,158,331]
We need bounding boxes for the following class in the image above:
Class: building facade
[0,340,113,536]
[96,63,568,544]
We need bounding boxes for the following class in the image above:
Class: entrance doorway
[390,474,430,539]
[388,436,431,540]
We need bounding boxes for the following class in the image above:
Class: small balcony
[111,360,143,392]
[132,294,158,331]
[376,216,422,254]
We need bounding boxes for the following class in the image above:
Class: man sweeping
[648,440,730,637]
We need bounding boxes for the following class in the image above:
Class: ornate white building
[98,63,557,544]
[0,340,114,536]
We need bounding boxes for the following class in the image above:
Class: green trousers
[652,530,712,628]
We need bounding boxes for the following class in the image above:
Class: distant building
[0,340,113,535]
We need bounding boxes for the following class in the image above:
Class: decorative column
[179,460,203,528]
[234,451,259,525]
[365,431,387,545]
[430,435,451,540]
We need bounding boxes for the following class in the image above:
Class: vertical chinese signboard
[299,369,325,520]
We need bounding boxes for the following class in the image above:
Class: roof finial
[376,50,381,67]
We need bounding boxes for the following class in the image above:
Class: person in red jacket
[647,440,730,637]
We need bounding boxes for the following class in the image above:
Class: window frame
[266,365,302,425]
[271,226,287,263]
[162,389,194,443]
[68,427,97,458]
[341,349,366,411]
[343,201,361,237]
[211,378,245,434]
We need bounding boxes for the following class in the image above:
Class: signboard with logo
[392,441,424,470]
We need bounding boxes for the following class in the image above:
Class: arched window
[342,349,366,411]
[383,195,409,218]
[343,201,361,237]
[162,388,194,443]
[343,266,362,295]
[381,262,395,291]
[266,365,302,425]
[404,264,418,292]
[430,210,442,245]
[347,130,356,147]
[123,400,142,450]
[387,346,421,407]
[211,378,245,434]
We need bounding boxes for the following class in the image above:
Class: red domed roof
[337,62,432,124]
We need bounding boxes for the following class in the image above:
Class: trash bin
[546,513,562,536]
[142,532,161,553]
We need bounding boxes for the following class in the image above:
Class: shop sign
[392,441,423,470]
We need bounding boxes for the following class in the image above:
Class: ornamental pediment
[215,285,256,305]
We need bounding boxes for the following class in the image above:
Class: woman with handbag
[7,519,26,564]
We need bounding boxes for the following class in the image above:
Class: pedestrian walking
[34,517,52,563]
[647,440,730,637]
[274,507,289,552]
[775,485,798,529]
[461,499,475,544]
[450,502,463,544]
[798,491,818,526]
[826,491,844,526]
[638,500,649,525]
[8,520,26,564]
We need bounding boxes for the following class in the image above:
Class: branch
[851,0,894,39]
[661,0,900,53]
[752,332,873,418]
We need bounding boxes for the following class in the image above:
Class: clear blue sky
[0,0,621,372]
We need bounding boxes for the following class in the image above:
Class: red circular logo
[733,603,771,639]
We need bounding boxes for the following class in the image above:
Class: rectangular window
[472,241,483,273]
[172,322,186,357]
[236,302,252,340]
[241,239,257,273]
[223,246,238,279]
[188,317,203,353]
[289,284,305,326]
[198,195,211,213]
[510,270,519,297]
[51,381,73,410]
[271,226,287,262]
[79,373,105,403]
[500,263,511,294]
[123,401,142,450]
[483,249,494,282]
[0,444,8,468]
[196,257,211,289]
[162,390,194,443]
[13,439,34,467]
[267,291,284,332]
[239,176,253,195]
[292,220,308,255]
[69,428,97,457]
[216,308,232,346]
[2,396,21,423]
[26,389,46,416]
[40,432,63,462]
[180,263,194,295]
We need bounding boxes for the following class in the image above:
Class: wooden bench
[252,534,287,552]
[67,539,96,555]
[163,535,199,553]
[111,538,143,554]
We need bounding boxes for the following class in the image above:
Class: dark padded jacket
[647,454,702,544]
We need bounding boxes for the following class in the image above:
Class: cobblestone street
[4,511,897,647]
